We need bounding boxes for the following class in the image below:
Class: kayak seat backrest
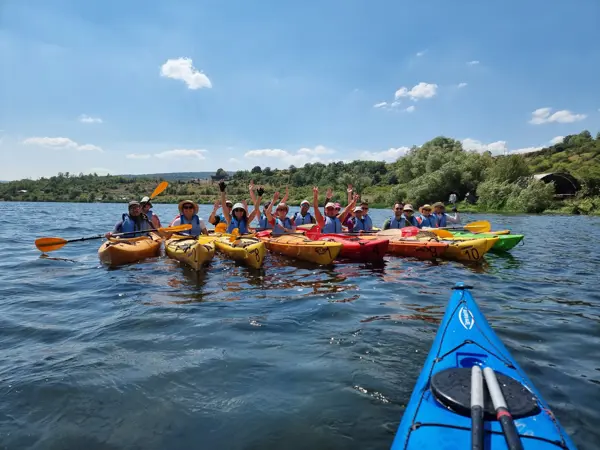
[430,367,541,420]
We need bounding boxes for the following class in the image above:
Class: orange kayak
[98,233,162,267]
[361,235,448,259]
[258,232,342,265]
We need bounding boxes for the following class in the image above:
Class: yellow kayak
[259,233,342,265]
[165,234,216,270]
[213,235,266,269]
[98,233,162,267]
[441,237,499,262]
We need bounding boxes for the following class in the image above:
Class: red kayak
[316,233,389,262]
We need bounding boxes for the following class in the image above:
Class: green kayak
[452,231,524,252]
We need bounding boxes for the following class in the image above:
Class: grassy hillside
[1,130,598,214]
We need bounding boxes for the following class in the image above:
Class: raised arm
[208,199,220,225]
[323,187,333,215]
[220,185,231,224]
[313,186,325,228]
[347,184,353,205]
[339,193,358,224]
[282,186,289,204]
[265,191,280,223]
[248,180,257,205]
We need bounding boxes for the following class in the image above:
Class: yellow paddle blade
[35,237,68,252]
[158,224,192,233]
[464,220,491,233]
[430,228,454,238]
[149,181,169,200]
[215,222,227,233]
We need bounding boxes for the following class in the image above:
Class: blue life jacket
[322,216,342,233]
[293,211,313,225]
[119,213,152,236]
[227,215,249,234]
[352,217,369,232]
[146,210,154,221]
[363,214,373,230]
[419,214,438,228]
[434,213,447,228]
[388,214,419,229]
[273,217,293,234]
[258,213,272,230]
[180,214,202,237]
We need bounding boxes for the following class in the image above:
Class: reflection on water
[1,203,600,449]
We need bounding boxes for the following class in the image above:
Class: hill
[0,130,598,214]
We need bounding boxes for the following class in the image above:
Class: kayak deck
[392,283,575,449]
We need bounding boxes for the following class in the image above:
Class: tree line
[1,130,598,215]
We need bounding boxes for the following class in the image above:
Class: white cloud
[373,101,388,108]
[154,149,208,159]
[462,138,508,156]
[78,114,103,124]
[467,60,480,65]
[126,153,152,159]
[416,50,426,57]
[395,82,438,101]
[244,145,337,167]
[359,147,411,162]
[228,157,241,164]
[22,137,103,152]
[405,105,415,113]
[511,146,543,154]
[529,107,587,124]
[160,57,212,90]
[550,136,564,145]
[458,82,468,88]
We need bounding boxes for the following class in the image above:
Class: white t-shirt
[169,215,207,231]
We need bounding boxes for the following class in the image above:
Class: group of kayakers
[106,182,460,238]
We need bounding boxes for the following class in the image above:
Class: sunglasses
[394,207,402,211]
[183,205,194,210]
[362,207,369,211]
[276,208,287,212]
[422,208,431,212]
[233,208,244,213]
[325,207,335,211]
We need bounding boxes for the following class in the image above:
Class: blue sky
[1,0,599,180]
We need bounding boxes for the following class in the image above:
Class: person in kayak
[333,202,355,232]
[140,196,162,229]
[208,199,233,227]
[220,181,260,234]
[292,200,316,225]
[432,202,460,227]
[359,201,374,230]
[382,203,420,229]
[265,191,296,234]
[105,200,154,238]
[169,200,208,236]
[351,206,372,232]
[418,204,437,228]
[313,186,357,233]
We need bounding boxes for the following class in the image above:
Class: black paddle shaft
[66,228,162,243]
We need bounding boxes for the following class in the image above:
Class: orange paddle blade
[159,224,191,233]
[150,181,169,200]
[35,237,68,252]
[430,228,454,238]
[464,220,491,233]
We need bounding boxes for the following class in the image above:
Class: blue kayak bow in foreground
[391,282,576,450]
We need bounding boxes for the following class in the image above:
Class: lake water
[1,202,599,449]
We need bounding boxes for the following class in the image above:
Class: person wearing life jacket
[220,182,260,234]
[169,200,208,236]
[418,204,438,228]
[265,191,296,234]
[333,202,355,232]
[359,201,374,230]
[382,203,420,229]
[432,202,461,228]
[351,206,372,232]
[105,200,154,238]
[313,186,357,233]
[140,196,161,229]
[292,200,316,225]
[258,201,273,229]
[208,199,233,227]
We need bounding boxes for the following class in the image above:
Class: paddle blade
[158,224,192,233]
[149,181,169,200]
[229,228,240,242]
[430,228,454,238]
[215,222,227,233]
[305,226,321,240]
[401,226,419,237]
[35,237,68,252]
[464,220,491,233]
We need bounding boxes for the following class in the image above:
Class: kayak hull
[391,283,575,450]
[318,234,389,262]
[362,235,448,259]
[165,235,216,270]
[452,231,524,252]
[442,237,498,262]
[98,233,162,267]
[214,236,266,269]
[260,233,342,265]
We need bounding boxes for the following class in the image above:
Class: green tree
[251,166,262,174]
